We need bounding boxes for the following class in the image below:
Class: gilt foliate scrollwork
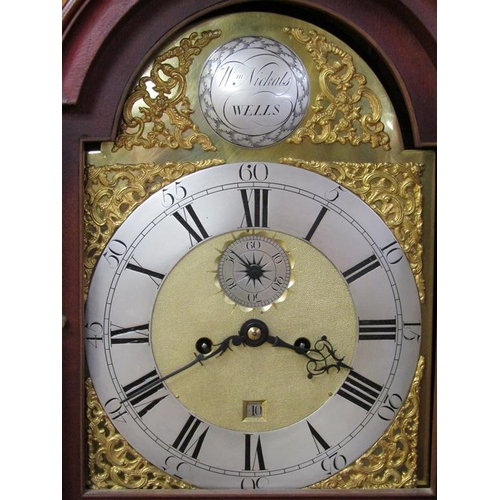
[310,356,424,489]
[86,357,423,490]
[83,159,225,296]
[86,379,193,490]
[284,27,391,150]
[282,158,425,302]
[113,30,221,152]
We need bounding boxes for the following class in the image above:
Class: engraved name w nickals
[199,36,310,148]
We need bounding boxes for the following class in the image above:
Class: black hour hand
[269,335,353,379]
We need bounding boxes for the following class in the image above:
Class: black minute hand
[121,334,242,404]
[267,334,353,379]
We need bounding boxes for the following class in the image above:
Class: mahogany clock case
[62,0,436,498]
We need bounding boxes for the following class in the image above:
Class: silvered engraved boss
[199,37,309,147]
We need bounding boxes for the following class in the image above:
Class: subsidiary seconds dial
[217,235,291,308]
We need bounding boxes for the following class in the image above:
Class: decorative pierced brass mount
[86,357,424,489]
[112,22,392,154]
[113,30,221,152]
[284,28,391,150]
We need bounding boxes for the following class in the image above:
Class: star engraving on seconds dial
[216,233,295,312]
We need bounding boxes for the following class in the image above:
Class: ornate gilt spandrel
[282,158,425,303]
[106,13,404,166]
[284,27,391,151]
[113,30,221,153]
[310,356,424,489]
[83,159,225,296]
[85,378,194,490]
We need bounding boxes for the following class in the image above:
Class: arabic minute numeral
[377,392,403,421]
[103,397,128,423]
[240,477,269,490]
[381,240,405,264]
[85,321,103,348]
[102,239,128,269]
[324,184,345,202]
[238,162,269,181]
[163,455,190,480]
[162,181,187,207]
[321,452,348,476]
[403,322,422,342]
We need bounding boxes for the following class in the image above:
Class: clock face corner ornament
[85,162,422,490]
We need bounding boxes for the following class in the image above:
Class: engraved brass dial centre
[151,231,358,432]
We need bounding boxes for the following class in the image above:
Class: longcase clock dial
[85,162,421,489]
